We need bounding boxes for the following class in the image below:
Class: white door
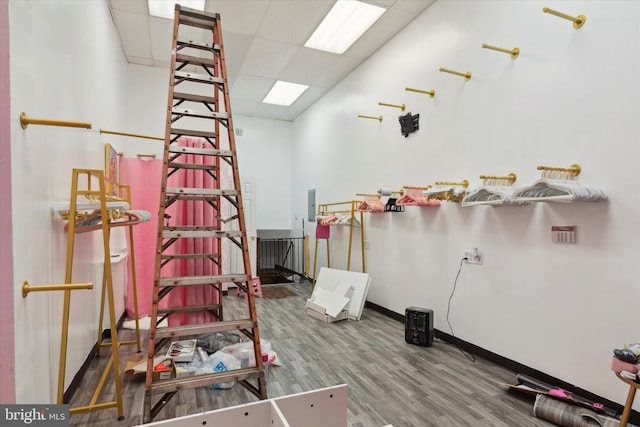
[227,176,257,290]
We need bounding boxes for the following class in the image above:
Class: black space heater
[405,307,433,347]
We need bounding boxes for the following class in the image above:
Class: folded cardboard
[306,299,349,323]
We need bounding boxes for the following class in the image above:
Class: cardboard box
[124,354,176,380]
[306,300,349,323]
[166,339,197,362]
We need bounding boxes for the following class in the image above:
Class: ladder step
[170,128,216,139]
[176,37,220,52]
[162,229,244,239]
[161,253,220,261]
[166,187,237,197]
[159,274,249,287]
[174,70,224,86]
[172,106,229,121]
[175,54,215,69]
[157,304,221,315]
[149,367,259,395]
[168,162,217,171]
[169,145,232,157]
[155,319,255,339]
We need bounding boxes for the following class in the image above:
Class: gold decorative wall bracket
[357,115,383,122]
[405,87,435,98]
[20,112,91,130]
[537,163,582,177]
[100,129,164,141]
[22,280,93,298]
[543,7,586,28]
[482,43,520,59]
[435,180,469,188]
[439,68,472,81]
[378,102,406,111]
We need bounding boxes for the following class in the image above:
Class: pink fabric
[316,224,330,239]
[163,137,219,326]
[397,189,442,207]
[120,157,163,318]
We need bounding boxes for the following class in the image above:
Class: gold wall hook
[482,43,520,59]
[22,280,93,298]
[20,112,91,130]
[405,87,435,98]
[435,180,469,188]
[357,115,383,122]
[543,7,586,28]
[537,163,582,177]
[479,173,517,184]
[378,102,406,111]
[100,129,164,141]
[439,67,472,81]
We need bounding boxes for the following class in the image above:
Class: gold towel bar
[378,102,406,111]
[20,112,91,130]
[435,180,469,188]
[543,7,586,28]
[357,115,383,122]
[482,43,520,59]
[405,87,435,98]
[100,129,164,141]
[537,164,582,176]
[22,280,93,298]
[439,68,472,81]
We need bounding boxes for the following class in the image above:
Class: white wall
[10,0,129,403]
[8,0,294,405]
[292,0,640,408]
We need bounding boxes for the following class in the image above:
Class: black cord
[446,257,476,363]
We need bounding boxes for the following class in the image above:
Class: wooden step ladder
[144,5,267,423]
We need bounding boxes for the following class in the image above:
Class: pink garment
[120,157,163,319]
[316,224,330,239]
[356,199,385,212]
[397,188,442,207]
[163,137,220,326]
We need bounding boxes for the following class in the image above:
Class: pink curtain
[120,157,163,318]
[163,137,219,325]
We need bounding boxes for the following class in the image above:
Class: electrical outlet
[464,248,482,264]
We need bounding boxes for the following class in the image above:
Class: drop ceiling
[108,0,435,121]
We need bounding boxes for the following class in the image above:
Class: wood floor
[68,280,556,426]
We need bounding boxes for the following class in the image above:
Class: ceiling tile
[278,48,340,85]
[113,10,152,58]
[221,32,253,75]
[313,55,363,88]
[110,0,148,14]
[231,74,276,101]
[256,1,334,45]
[206,0,271,35]
[239,38,299,79]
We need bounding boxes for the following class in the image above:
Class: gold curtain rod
[439,68,472,81]
[482,43,520,59]
[378,102,406,111]
[537,163,581,176]
[479,173,517,183]
[357,115,383,122]
[543,7,586,28]
[100,129,164,141]
[20,112,91,130]
[405,87,435,98]
[435,180,469,188]
[137,153,157,159]
[22,280,93,298]
[356,193,381,198]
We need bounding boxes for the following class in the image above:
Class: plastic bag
[197,331,246,355]
[220,340,282,367]
[195,350,240,389]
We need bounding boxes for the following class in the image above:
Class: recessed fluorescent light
[304,0,386,54]
[262,81,309,106]
[148,0,205,20]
